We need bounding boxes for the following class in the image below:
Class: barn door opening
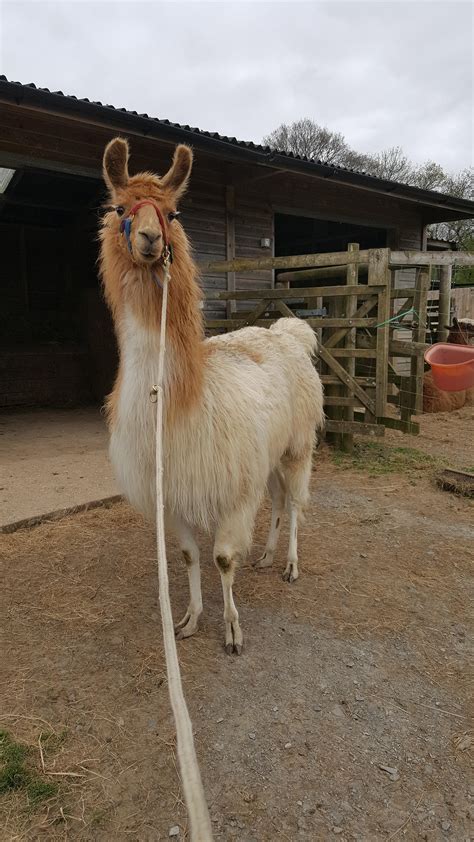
[0,164,117,408]
[274,212,388,262]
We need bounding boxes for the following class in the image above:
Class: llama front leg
[167,513,203,639]
[253,468,286,570]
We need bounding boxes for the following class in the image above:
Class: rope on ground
[154,263,213,842]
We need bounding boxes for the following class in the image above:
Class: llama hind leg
[167,513,202,639]
[214,501,258,655]
[253,468,286,570]
[281,450,312,583]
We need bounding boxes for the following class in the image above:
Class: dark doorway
[0,165,117,408]
[275,212,388,258]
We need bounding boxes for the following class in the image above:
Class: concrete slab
[0,407,119,529]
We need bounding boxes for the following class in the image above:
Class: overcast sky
[1,1,472,173]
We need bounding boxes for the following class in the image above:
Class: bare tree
[364,146,412,182]
[427,168,474,249]
[409,160,446,191]
[263,119,353,165]
[263,120,473,249]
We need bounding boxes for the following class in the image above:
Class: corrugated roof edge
[0,75,473,216]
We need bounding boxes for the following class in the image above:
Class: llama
[423,318,474,413]
[99,137,324,654]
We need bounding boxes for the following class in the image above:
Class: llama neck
[116,266,205,419]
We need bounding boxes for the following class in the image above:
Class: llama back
[270,317,318,357]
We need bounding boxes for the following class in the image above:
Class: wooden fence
[202,247,474,451]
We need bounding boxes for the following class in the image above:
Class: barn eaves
[0,74,473,221]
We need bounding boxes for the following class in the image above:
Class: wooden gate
[203,247,474,450]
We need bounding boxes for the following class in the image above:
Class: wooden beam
[204,249,371,274]
[241,299,273,327]
[330,348,377,358]
[378,416,420,435]
[390,250,474,267]
[412,266,431,414]
[277,263,368,284]
[205,284,382,301]
[206,316,379,329]
[324,397,364,407]
[390,287,416,299]
[273,300,296,318]
[438,264,452,341]
[324,297,379,348]
[321,375,376,386]
[225,185,236,318]
[324,420,384,437]
[389,339,429,356]
[318,345,377,416]
[390,297,416,324]
[0,149,101,179]
[369,249,391,417]
[341,243,359,452]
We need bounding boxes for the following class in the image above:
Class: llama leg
[253,468,286,570]
[215,554,243,655]
[167,513,202,639]
[283,501,299,583]
[214,502,257,655]
[281,450,312,583]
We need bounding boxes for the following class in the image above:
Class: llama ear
[160,144,193,198]
[103,137,130,191]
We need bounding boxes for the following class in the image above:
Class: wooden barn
[1,74,473,417]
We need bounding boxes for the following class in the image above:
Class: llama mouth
[139,250,158,261]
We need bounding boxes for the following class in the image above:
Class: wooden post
[341,243,359,453]
[438,264,452,342]
[325,248,346,449]
[368,249,391,419]
[225,186,236,318]
[412,266,431,414]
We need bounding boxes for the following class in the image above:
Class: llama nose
[139,227,161,246]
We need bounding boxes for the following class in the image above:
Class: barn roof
[1,74,473,219]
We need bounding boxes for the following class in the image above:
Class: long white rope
[154,264,213,842]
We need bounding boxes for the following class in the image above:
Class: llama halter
[120,200,174,274]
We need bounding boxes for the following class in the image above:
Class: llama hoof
[225,642,243,656]
[252,551,273,570]
[282,562,299,583]
[224,620,243,655]
[175,622,198,640]
[174,608,200,639]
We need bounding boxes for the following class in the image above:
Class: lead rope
[153,260,213,842]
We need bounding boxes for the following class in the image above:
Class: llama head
[101,137,193,268]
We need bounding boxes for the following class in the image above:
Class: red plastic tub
[424,343,474,392]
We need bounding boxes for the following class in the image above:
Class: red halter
[120,200,173,265]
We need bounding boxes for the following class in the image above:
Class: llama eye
[115,206,125,216]
[168,211,180,222]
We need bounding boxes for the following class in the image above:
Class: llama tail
[270,317,318,357]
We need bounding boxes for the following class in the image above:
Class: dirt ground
[1,408,473,841]
[0,408,117,529]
